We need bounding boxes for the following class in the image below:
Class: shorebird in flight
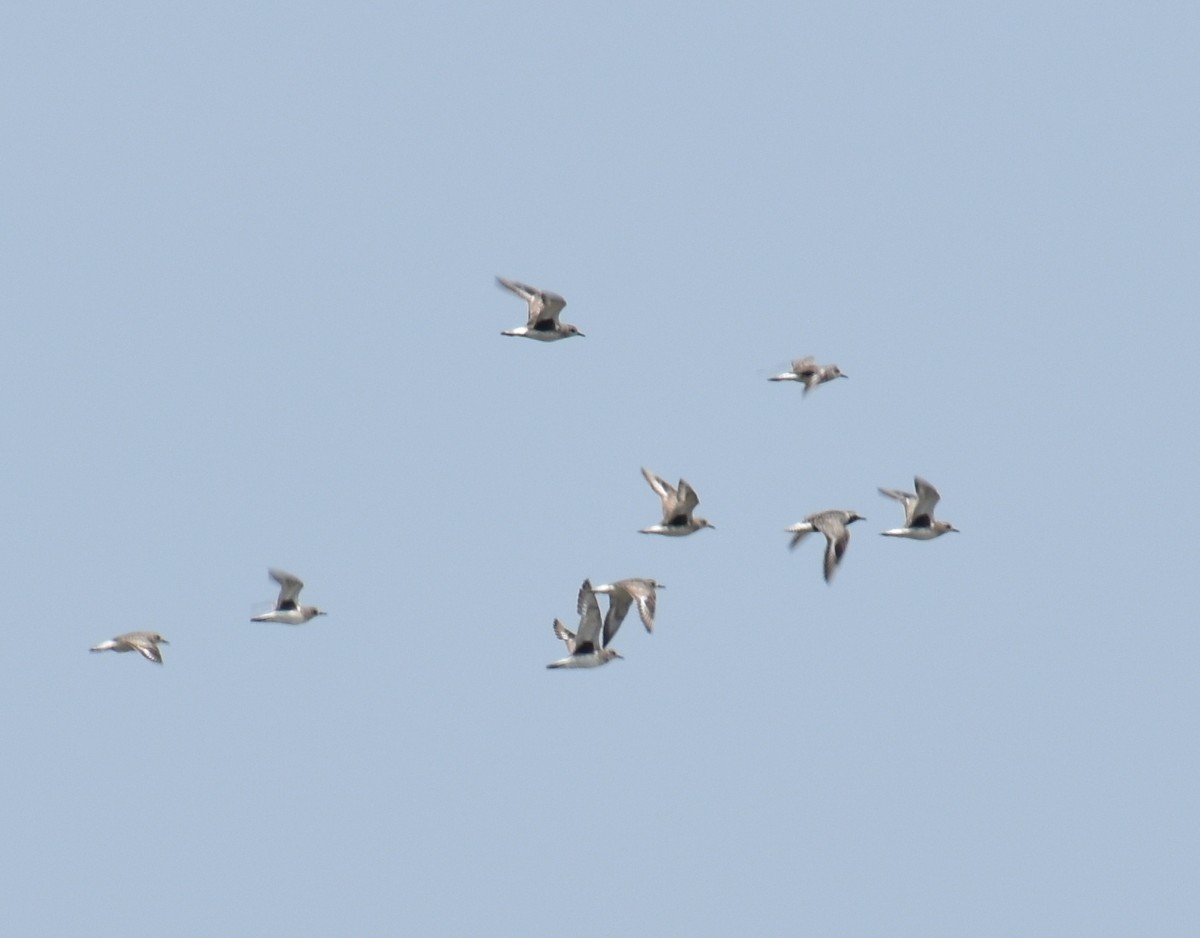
[879,476,959,539]
[547,580,623,669]
[639,467,715,536]
[90,631,169,665]
[251,569,327,625]
[593,578,664,647]
[768,356,847,395]
[785,509,866,583]
[495,276,584,341]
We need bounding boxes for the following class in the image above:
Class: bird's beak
[160,638,170,644]
[840,373,849,379]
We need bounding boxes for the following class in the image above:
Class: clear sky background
[2,2,1197,935]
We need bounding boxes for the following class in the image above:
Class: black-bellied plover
[547,580,623,669]
[639,467,715,536]
[90,631,169,665]
[496,276,583,341]
[785,510,866,582]
[593,578,664,646]
[250,569,327,624]
[769,356,847,395]
[879,476,959,539]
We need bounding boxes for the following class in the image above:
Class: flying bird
[879,476,959,539]
[639,467,715,536]
[90,631,169,665]
[785,509,866,582]
[547,580,623,669]
[250,569,327,625]
[592,578,664,647]
[768,356,847,395]
[495,276,584,341]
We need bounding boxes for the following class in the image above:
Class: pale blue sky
[2,2,1198,935]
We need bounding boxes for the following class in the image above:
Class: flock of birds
[89,276,958,670]
[90,568,325,665]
